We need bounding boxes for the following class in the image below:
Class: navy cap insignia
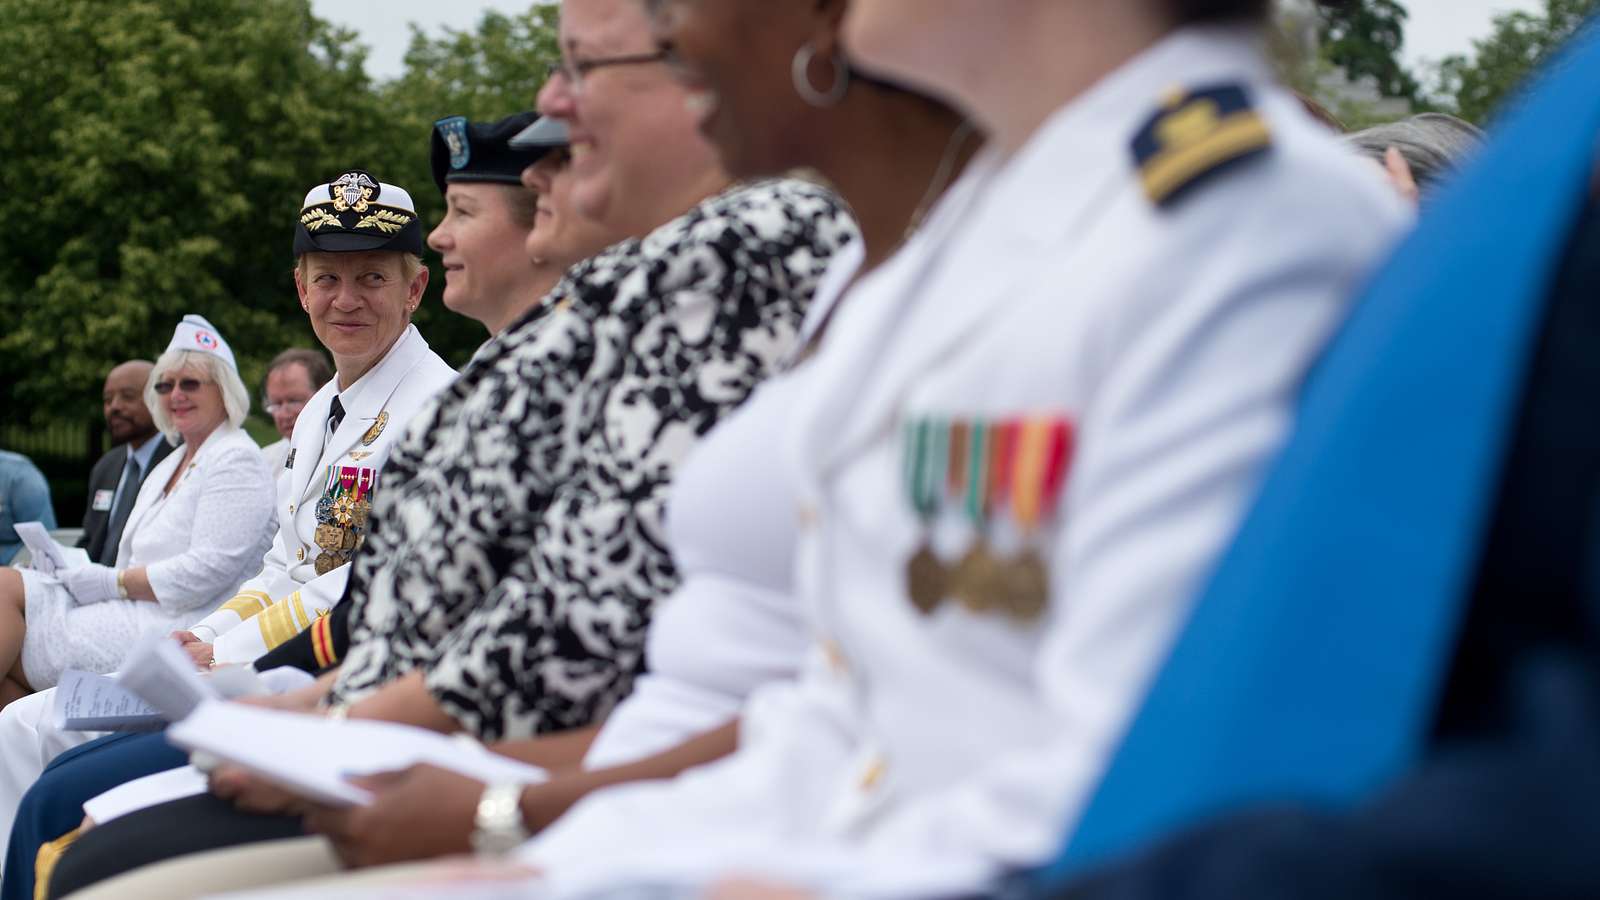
[437,116,471,170]
[330,171,379,213]
[1131,83,1271,208]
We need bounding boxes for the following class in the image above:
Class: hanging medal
[962,419,1027,614]
[351,467,374,531]
[950,421,1000,614]
[313,465,359,574]
[935,419,973,611]
[313,467,345,552]
[903,418,949,614]
[1000,418,1073,621]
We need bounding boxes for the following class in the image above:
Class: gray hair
[1345,113,1485,193]
[146,349,251,444]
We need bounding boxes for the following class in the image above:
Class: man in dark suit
[78,360,173,566]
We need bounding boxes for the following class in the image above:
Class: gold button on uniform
[858,755,887,792]
[821,639,848,675]
[288,503,295,515]
[296,547,306,562]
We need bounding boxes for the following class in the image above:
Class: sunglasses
[153,378,210,395]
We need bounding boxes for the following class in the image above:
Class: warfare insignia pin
[330,171,379,213]
[362,411,388,446]
[437,116,471,170]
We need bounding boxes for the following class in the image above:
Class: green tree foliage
[1432,0,1600,125]
[0,1,562,424]
[1318,0,1424,104]
[0,0,389,420]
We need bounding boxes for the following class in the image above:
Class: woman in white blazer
[0,316,275,699]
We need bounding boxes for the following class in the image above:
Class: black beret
[294,170,424,257]
[431,112,554,195]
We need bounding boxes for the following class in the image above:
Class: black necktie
[327,397,345,437]
[102,452,141,565]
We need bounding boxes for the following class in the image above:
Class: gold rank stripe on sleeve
[219,591,272,622]
[1132,83,1273,208]
[310,613,338,669]
[254,591,311,650]
[290,592,312,632]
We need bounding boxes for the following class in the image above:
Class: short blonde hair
[146,349,251,444]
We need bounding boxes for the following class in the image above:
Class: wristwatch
[115,569,129,599]
[471,783,530,856]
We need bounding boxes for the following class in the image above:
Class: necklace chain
[905,120,978,241]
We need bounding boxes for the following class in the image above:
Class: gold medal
[314,523,345,552]
[950,540,1003,615]
[906,543,948,615]
[313,552,343,576]
[902,419,950,616]
[998,549,1050,621]
[340,527,360,552]
[330,492,359,527]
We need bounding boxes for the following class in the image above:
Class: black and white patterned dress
[327,178,857,740]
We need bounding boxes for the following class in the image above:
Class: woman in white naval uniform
[508,0,1411,895]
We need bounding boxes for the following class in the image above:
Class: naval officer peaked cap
[294,170,424,257]
[431,112,564,195]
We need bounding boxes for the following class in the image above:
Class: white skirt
[18,569,181,689]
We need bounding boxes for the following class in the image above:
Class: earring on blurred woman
[791,42,849,108]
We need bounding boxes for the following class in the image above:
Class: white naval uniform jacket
[525,26,1410,896]
[193,325,456,665]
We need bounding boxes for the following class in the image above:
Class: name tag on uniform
[92,490,115,512]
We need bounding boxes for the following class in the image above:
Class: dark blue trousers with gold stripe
[0,731,183,900]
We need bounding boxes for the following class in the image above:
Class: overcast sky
[311,0,1550,82]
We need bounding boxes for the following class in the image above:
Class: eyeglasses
[153,378,211,395]
[546,50,669,93]
[263,398,310,416]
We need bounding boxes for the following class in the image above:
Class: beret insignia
[1131,83,1272,208]
[437,116,471,170]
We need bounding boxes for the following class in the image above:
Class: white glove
[61,564,120,606]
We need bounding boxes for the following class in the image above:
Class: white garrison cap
[167,314,237,372]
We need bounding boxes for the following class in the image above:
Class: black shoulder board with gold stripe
[1131,83,1272,208]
